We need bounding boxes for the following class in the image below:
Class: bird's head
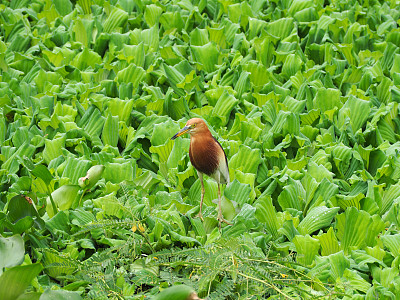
[171,118,209,140]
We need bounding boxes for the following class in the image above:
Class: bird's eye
[192,124,197,128]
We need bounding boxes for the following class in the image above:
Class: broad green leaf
[2,143,36,175]
[159,11,184,32]
[282,54,303,79]
[31,164,53,186]
[43,136,65,165]
[70,48,102,70]
[381,183,400,215]
[188,178,217,207]
[338,207,372,254]
[151,119,180,147]
[120,43,145,68]
[144,4,163,27]
[116,64,146,90]
[293,235,320,266]
[6,194,40,224]
[190,28,209,46]
[103,162,134,183]
[39,289,82,300]
[42,251,76,279]
[266,18,295,40]
[62,157,92,185]
[343,269,371,293]
[53,0,72,16]
[255,195,280,239]
[229,144,261,175]
[294,7,318,22]
[312,88,342,113]
[0,263,43,300]
[93,193,125,218]
[317,227,341,256]
[277,179,305,211]
[46,185,80,217]
[328,251,350,280]
[102,113,119,147]
[103,7,128,33]
[307,161,334,182]
[337,96,370,132]
[107,98,134,123]
[297,206,339,236]
[0,235,24,276]
[365,214,385,247]
[72,18,93,47]
[224,179,251,206]
[287,0,313,16]
[191,43,221,72]
[210,90,239,126]
[381,234,400,257]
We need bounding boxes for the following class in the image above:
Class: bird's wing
[213,137,230,185]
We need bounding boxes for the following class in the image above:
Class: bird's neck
[190,130,213,142]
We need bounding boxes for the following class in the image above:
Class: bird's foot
[217,215,232,229]
[196,212,204,222]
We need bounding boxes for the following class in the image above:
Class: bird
[171,118,231,227]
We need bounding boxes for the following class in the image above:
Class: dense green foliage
[1,0,400,298]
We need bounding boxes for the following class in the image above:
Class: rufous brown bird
[171,118,231,227]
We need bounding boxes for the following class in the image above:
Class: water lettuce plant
[1,0,400,298]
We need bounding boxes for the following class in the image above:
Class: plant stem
[47,186,58,216]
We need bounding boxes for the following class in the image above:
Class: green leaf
[191,42,222,72]
[6,194,39,224]
[266,18,295,40]
[43,136,65,165]
[53,0,72,16]
[317,227,341,256]
[210,90,239,126]
[312,88,342,112]
[46,185,80,218]
[116,64,146,89]
[338,207,372,254]
[107,98,134,123]
[297,206,339,236]
[103,7,128,33]
[229,144,261,175]
[337,96,370,132]
[0,263,43,300]
[293,235,320,266]
[328,251,350,280]
[71,48,102,70]
[381,234,400,257]
[277,179,305,211]
[381,183,400,215]
[31,164,53,186]
[42,251,76,279]
[102,113,119,147]
[153,285,195,300]
[343,269,371,293]
[255,195,280,239]
[39,289,82,300]
[0,235,24,276]
[224,179,251,206]
[144,4,163,27]
[282,54,303,79]
[103,162,134,183]
[62,157,92,185]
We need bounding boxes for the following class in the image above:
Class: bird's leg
[217,182,232,229]
[197,171,204,221]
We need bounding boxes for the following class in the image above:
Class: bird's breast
[189,136,225,177]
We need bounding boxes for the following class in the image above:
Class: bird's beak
[171,125,191,140]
